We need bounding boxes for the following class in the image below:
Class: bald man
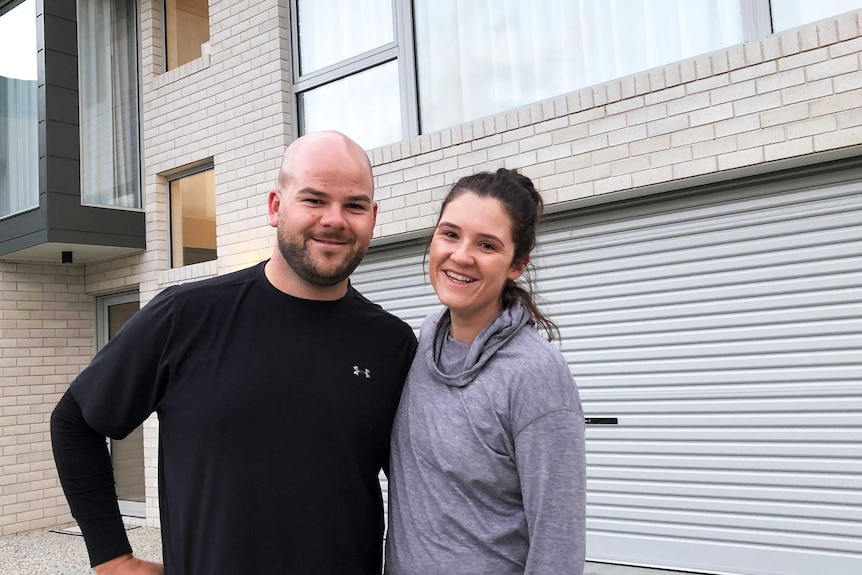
[51,132,418,575]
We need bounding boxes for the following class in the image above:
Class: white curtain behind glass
[771,0,862,32]
[78,0,140,208]
[0,77,39,218]
[297,0,393,74]
[415,0,743,133]
[0,0,38,219]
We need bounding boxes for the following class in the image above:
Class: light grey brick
[710,80,757,105]
[691,136,737,160]
[809,89,862,117]
[718,148,764,170]
[806,53,859,81]
[671,125,716,147]
[765,137,815,160]
[672,156,717,179]
[781,77,834,105]
[785,116,838,140]
[647,114,689,137]
[729,61,777,83]
[813,125,862,151]
[755,68,806,94]
[734,91,782,116]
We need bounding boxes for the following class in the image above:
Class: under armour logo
[353,366,371,378]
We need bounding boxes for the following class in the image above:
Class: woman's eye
[479,242,496,251]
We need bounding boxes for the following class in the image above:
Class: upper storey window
[165,0,211,69]
[78,0,141,209]
[0,0,38,219]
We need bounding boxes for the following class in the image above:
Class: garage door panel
[587,465,862,490]
[567,333,861,362]
[540,255,862,304]
[570,365,859,388]
[568,350,858,376]
[549,283,861,323]
[581,380,860,401]
[540,182,860,253]
[585,530,860,575]
[589,504,862,540]
[589,479,862,508]
[586,453,862,474]
[587,516,862,554]
[586,440,860,458]
[562,316,861,347]
[539,219,860,284]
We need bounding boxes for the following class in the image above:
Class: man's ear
[267,190,281,228]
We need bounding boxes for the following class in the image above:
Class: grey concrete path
[1,525,689,575]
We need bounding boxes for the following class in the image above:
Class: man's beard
[276,225,368,287]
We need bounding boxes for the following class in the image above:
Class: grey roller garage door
[352,165,862,575]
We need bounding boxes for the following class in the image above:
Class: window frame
[166,160,217,269]
[289,0,419,143]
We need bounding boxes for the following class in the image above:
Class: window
[78,0,141,209]
[169,166,216,268]
[0,0,38,219]
[165,0,210,69]
[291,0,861,149]
[416,0,744,133]
[291,0,412,150]
[770,0,862,32]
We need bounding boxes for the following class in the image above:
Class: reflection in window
[0,0,38,219]
[170,168,216,267]
[771,0,862,32]
[297,0,393,74]
[78,0,141,208]
[299,62,401,151]
[165,0,210,69]
[415,0,743,133]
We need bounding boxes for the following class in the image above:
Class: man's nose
[319,204,346,227]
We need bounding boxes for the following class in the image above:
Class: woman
[386,169,586,575]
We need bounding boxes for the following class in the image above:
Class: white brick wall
[0,262,92,535]
[4,5,861,535]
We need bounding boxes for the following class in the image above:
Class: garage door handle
[585,417,618,425]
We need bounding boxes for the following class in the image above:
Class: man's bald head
[277,131,373,193]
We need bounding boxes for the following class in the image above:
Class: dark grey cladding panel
[44,12,77,54]
[42,84,79,124]
[44,119,79,160]
[43,0,76,22]
[44,49,77,90]
[43,156,80,195]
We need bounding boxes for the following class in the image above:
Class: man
[51,131,418,574]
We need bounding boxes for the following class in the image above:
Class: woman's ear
[508,254,529,280]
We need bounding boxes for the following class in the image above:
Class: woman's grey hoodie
[385,303,586,575]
